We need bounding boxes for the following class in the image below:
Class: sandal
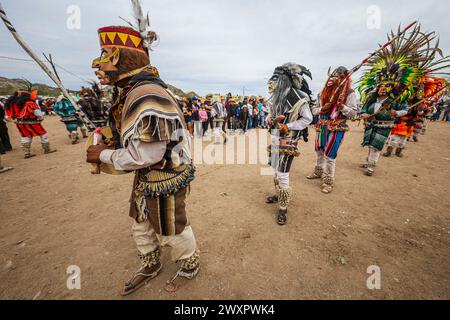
[266,195,278,204]
[120,263,162,296]
[306,172,322,180]
[277,209,287,225]
[321,184,333,194]
[165,266,200,293]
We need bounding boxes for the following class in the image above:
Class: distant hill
[166,85,199,99]
[0,76,62,97]
[0,76,199,99]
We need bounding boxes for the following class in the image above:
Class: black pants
[209,116,214,131]
[268,150,294,173]
[239,120,247,132]
[202,121,209,135]
[0,122,12,152]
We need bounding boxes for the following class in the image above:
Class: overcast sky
[1,0,449,97]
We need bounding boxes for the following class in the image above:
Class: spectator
[211,97,228,144]
[191,96,202,138]
[199,104,209,136]
[432,101,443,122]
[204,94,213,134]
[238,105,249,134]
[247,104,253,130]
[252,100,259,128]
[257,99,264,128]
[262,100,269,128]
[181,98,193,136]
[228,99,239,133]
[225,93,232,130]
[220,96,227,133]
[442,102,450,121]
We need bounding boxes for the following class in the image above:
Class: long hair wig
[269,63,312,117]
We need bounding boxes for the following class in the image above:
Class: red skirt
[16,123,47,138]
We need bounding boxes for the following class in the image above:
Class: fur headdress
[269,62,312,117]
[320,66,354,113]
[270,63,312,95]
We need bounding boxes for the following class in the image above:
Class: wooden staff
[329,21,418,104]
[406,86,449,111]
[0,3,96,132]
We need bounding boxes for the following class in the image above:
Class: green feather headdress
[358,24,450,103]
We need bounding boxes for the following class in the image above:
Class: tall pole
[0,2,96,131]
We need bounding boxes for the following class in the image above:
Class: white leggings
[21,133,49,144]
[132,220,197,262]
[275,171,290,190]
[388,135,407,149]
[316,150,336,177]
[368,146,381,164]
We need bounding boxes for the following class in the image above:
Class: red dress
[7,100,47,138]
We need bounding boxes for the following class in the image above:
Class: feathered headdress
[358,24,450,104]
[18,78,38,100]
[119,0,158,54]
[422,76,449,105]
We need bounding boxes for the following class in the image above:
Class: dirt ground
[0,116,449,300]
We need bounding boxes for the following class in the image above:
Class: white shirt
[373,97,407,117]
[286,99,313,131]
[312,92,359,119]
[99,140,167,171]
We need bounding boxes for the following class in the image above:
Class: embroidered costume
[53,95,87,144]
[308,67,358,193]
[266,63,313,225]
[357,23,449,175]
[88,9,199,295]
[79,87,108,128]
[410,77,448,143]
[4,89,56,158]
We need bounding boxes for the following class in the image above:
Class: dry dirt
[0,116,449,300]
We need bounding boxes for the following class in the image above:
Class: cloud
[1,0,449,96]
